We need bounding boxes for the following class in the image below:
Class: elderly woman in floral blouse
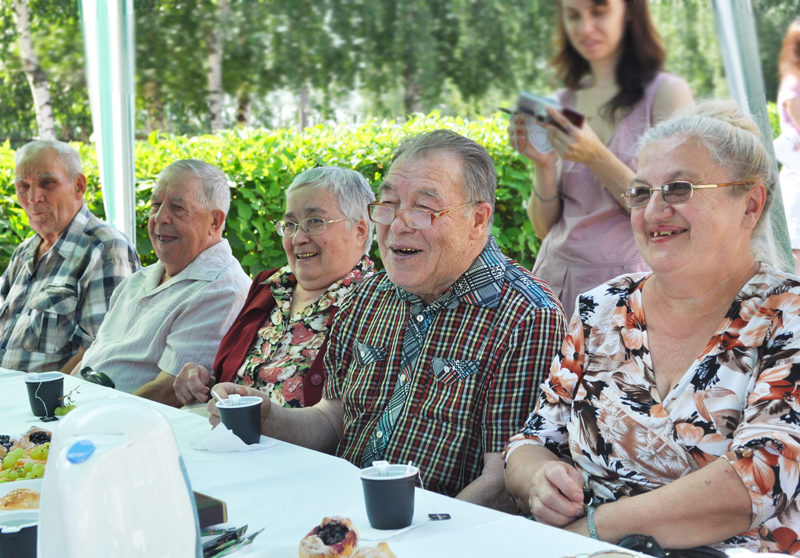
[505,100,800,555]
[173,166,375,408]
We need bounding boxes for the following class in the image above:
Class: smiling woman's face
[631,137,763,278]
[282,186,368,293]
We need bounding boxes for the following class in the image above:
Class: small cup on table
[24,372,64,418]
[360,461,419,530]
[216,395,263,445]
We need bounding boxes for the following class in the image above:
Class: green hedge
[1,104,783,278]
[0,113,540,277]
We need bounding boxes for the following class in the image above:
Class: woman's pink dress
[532,73,670,317]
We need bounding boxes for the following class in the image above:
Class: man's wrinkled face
[376,152,482,304]
[15,150,86,244]
[148,171,220,276]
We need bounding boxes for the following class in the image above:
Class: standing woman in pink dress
[776,20,800,275]
[509,0,693,317]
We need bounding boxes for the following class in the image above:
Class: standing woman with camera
[509,0,692,317]
[776,20,800,274]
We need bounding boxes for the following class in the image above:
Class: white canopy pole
[79,0,137,246]
[712,0,794,272]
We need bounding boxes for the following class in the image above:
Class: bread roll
[0,488,40,510]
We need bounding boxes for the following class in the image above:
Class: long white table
[1,370,629,557]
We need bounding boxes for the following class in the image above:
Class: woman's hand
[508,112,559,168]
[525,461,586,527]
[207,382,272,429]
[174,362,215,405]
[544,107,607,165]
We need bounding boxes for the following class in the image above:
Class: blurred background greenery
[0,0,795,275]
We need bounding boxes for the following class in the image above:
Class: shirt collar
[142,239,235,291]
[381,236,506,309]
[266,255,375,309]
[22,205,90,270]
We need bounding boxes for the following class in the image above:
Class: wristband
[586,505,599,540]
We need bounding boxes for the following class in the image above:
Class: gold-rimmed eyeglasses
[368,201,477,229]
[623,181,751,209]
[275,217,346,238]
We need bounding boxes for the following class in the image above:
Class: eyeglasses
[623,181,751,209]
[368,201,477,229]
[275,217,346,238]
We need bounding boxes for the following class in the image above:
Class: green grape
[11,448,24,460]
[41,448,49,460]
[30,447,42,461]
[66,405,76,413]
[2,456,14,469]
[8,470,18,481]
[23,462,33,473]
[54,407,63,416]
[32,464,44,478]
[0,479,8,483]
[0,470,10,479]
[24,472,34,480]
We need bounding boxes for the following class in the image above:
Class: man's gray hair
[286,167,376,254]
[640,100,786,269]
[15,140,83,181]
[157,159,231,216]
[392,129,496,227]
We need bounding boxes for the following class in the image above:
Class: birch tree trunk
[297,86,309,132]
[11,0,56,140]
[207,0,229,132]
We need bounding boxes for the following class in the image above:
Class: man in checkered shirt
[0,140,140,373]
[208,130,568,510]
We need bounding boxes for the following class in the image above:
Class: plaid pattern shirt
[0,205,140,372]
[324,236,567,496]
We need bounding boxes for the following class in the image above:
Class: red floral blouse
[234,257,373,407]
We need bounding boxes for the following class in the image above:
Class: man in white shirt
[77,160,251,406]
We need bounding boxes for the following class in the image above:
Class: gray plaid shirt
[0,205,141,372]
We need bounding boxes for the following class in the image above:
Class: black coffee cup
[0,511,37,558]
[217,395,263,445]
[24,373,64,418]
[360,462,419,530]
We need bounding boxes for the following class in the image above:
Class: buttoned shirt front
[0,205,140,372]
[81,239,251,393]
[324,236,567,496]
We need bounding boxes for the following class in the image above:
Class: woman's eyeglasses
[275,218,346,237]
[623,181,751,209]
[368,201,477,229]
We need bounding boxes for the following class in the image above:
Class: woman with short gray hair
[174,166,375,408]
[506,100,800,554]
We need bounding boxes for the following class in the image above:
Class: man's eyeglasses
[275,218,346,238]
[623,181,751,209]
[368,201,477,230]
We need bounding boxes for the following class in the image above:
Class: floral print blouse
[508,265,800,554]
[234,257,373,408]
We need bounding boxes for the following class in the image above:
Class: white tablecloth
[1,370,625,557]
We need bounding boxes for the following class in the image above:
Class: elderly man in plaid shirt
[0,140,140,374]
[209,130,568,511]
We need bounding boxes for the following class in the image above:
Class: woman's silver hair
[157,159,231,216]
[15,140,83,181]
[640,100,788,269]
[286,167,376,254]
[392,129,496,227]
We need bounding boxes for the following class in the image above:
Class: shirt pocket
[22,285,78,355]
[354,341,387,367]
[431,357,479,386]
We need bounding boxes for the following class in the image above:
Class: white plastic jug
[38,398,201,557]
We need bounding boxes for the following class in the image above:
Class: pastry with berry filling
[299,516,359,558]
